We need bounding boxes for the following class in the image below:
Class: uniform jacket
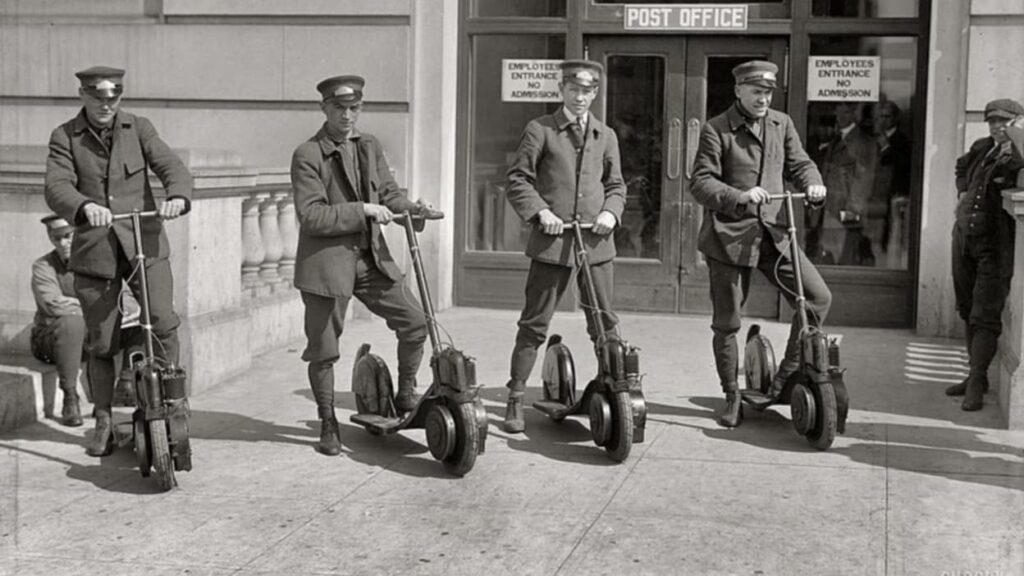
[819,124,878,217]
[44,110,193,280]
[690,104,823,267]
[31,250,80,327]
[954,128,1024,276]
[290,125,419,298]
[505,109,626,266]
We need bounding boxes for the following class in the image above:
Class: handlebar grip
[393,208,445,223]
[560,222,594,231]
[111,210,159,221]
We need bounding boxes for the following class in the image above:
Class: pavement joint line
[884,422,890,575]
[551,419,667,576]
[10,551,248,572]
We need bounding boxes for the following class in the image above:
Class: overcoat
[690,104,823,267]
[45,110,192,279]
[505,109,626,266]
[290,126,419,298]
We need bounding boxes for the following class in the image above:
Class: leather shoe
[503,393,525,433]
[716,382,742,428]
[395,388,420,413]
[317,418,342,456]
[61,393,83,427]
[961,376,986,412]
[946,375,988,397]
[85,413,114,457]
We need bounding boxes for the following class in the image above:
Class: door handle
[667,117,682,181]
[685,117,700,180]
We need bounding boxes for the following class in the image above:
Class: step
[0,354,90,431]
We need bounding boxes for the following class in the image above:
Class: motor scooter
[111,210,191,491]
[350,210,488,476]
[532,221,647,463]
[740,192,850,450]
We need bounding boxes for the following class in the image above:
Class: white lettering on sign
[502,59,563,103]
[806,56,881,102]
[623,4,748,30]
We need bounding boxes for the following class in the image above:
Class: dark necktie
[571,115,585,147]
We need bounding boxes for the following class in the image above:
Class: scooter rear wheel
[805,382,838,451]
[442,402,479,477]
[603,391,634,463]
[149,419,177,491]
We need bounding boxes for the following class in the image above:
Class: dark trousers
[952,230,1011,376]
[301,253,427,416]
[509,259,619,383]
[30,315,86,394]
[709,232,832,390]
[74,248,180,411]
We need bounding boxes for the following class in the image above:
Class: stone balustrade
[0,145,303,395]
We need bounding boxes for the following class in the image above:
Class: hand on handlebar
[158,198,187,220]
[82,203,113,227]
[363,203,394,224]
[537,208,564,236]
[738,186,772,205]
[591,211,617,236]
[805,184,827,204]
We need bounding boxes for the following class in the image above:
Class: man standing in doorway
[948,98,1024,411]
[502,60,626,433]
[290,74,430,455]
[690,60,832,428]
[45,66,192,456]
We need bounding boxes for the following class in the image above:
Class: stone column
[277,190,298,281]
[241,192,265,291]
[257,190,283,285]
[998,189,1024,429]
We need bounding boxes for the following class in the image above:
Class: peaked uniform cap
[732,60,778,89]
[560,60,603,88]
[41,214,73,235]
[317,75,365,103]
[75,66,125,97]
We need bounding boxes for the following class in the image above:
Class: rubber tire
[603,391,634,463]
[805,382,838,451]
[133,414,151,478]
[149,419,177,491]
[442,402,479,477]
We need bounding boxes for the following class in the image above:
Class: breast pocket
[123,142,146,177]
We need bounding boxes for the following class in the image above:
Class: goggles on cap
[82,79,124,98]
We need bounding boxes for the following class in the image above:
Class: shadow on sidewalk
[653,396,1024,492]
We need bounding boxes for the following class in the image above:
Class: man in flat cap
[30,215,86,426]
[948,98,1024,410]
[690,59,831,428]
[502,59,626,433]
[291,74,432,456]
[45,65,192,456]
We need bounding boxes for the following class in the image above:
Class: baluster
[277,190,298,281]
[240,192,265,291]
[258,190,283,284]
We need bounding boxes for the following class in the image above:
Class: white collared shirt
[562,107,589,129]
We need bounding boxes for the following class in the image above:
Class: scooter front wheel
[603,391,634,463]
[149,419,177,491]
[805,382,838,451]
[133,411,151,478]
[442,402,480,477]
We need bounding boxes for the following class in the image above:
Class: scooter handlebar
[767,192,807,200]
[560,222,594,231]
[111,210,160,221]
[392,208,445,223]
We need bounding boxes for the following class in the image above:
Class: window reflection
[605,55,664,259]
[812,0,918,18]
[475,0,565,18]
[467,35,565,252]
[805,36,917,269]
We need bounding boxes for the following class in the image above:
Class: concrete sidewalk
[2,307,1022,576]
